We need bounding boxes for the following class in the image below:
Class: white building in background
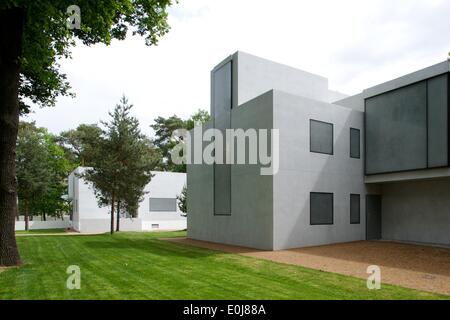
[68,167,187,233]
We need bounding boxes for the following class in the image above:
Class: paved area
[166,238,450,295]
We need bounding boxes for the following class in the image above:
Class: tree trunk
[110,192,115,234]
[116,200,120,232]
[42,212,46,221]
[24,200,29,231]
[0,7,25,266]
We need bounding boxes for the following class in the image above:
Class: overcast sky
[27,0,450,137]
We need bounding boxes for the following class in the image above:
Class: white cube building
[68,168,187,233]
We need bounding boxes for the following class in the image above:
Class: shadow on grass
[80,238,221,260]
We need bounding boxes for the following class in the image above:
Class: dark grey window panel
[310,192,333,225]
[350,128,361,159]
[214,164,231,215]
[427,74,448,168]
[149,198,177,212]
[213,61,232,118]
[350,194,360,224]
[213,61,232,215]
[310,120,333,155]
[365,81,427,174]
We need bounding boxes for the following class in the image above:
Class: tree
[16,123,75,228]
[151,115,186,172]
[185,109,211,130]
[177,185,187,217]
[151,109,210,172]
[16,122,51,230]
[0,1,174,266]
[58,124,103,166]
[84,96,158,234]
[33,130,76,221]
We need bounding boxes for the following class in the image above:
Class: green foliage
[34,131,76,219]
[176,185,187,216]
[151,109,210,172]
[84,96,159,226]
[185,109,211,130]
[1,0,175,113]
[58,123,103,166]
[16,122,52,215]
[16,122,76,220]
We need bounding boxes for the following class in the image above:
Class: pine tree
[84,96,158,233]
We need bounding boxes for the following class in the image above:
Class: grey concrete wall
[381,179,450,245]
[187,91,274,249]
[272,90,367,249]
[232,51,332,108]
[334,93,365,112]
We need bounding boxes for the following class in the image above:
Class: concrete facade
[68,168,187,233]
[187,51,450,249]
[272,91,366,249]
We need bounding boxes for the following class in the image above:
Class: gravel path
[166,238,450,296]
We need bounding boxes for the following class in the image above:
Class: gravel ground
[167,238,450,296]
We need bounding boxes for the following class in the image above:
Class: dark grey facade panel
[149,198,177,212]
[350,128,360,159]
[350,194,360,224]
[310,119,333,155]
[365,81,428,174]
[213,61,232,215]
[310,192,333,225]
[427,74,448,168]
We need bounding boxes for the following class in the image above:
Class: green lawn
[15,228,67,235]
[0,231,447,300]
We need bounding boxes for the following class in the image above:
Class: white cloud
[26,0,450,136]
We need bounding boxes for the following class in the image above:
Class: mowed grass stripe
[0,232,447,300]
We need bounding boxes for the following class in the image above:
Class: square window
[310,192,333,225]
[310,120,333,155]
[350,128,360,159]
[350,194,360,224]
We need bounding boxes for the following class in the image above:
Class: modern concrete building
[68,168,187,233]
[187,51,450,250]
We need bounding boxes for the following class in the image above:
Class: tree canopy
[58,124,103,166]
[16,122,75,229]
[1,0,174,113]
[0,0,175,266]
[151,109,210,172]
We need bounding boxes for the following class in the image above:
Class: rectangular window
[213,61,232,215]
[365,81,428,174]
[149,198,177,212]
[310,192,333,225]
[310,120,333,155]
[350,128,360,159]
[151,224,159,229]
[427,74,448,168]
[350,194,360,224]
